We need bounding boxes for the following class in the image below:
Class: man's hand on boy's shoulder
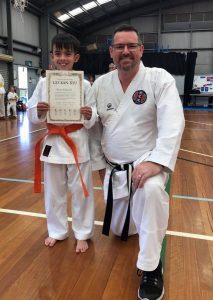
[80,106,92,120]
[37,101,49,117]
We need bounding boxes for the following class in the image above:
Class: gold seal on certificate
[46,70,84,124]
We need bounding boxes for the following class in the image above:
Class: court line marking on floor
[0,177,103,190]
[0,208,103,225]
[185,120,213,126]
[185,113,213,116]
[0,177,34,183]
[2,178,213,203]
[185,128,213,131]
[180,148,213,158]
[0,208,212,241]
[1,178,213,201]
[0,128,46,143]
[173,195,213,202]
[166,230,213,241]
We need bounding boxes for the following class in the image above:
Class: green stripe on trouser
[160,175,170,267]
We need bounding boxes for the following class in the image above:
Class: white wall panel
[94,22,128,35]
[195,64,213,74]
[161,32,190,49]
[164,1,213,14]
[11,7,39,47]
[192,31,213,48]
[191,1,213,12]
[131,16,158,33]
[0,0,7,36]
[13,50,39,67]
[195,51,213,74]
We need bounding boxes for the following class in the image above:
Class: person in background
[89,24,185,300]
[0,73,6,120]
[7,85,18,118]
[108,62,116,72]
[40,69,46,79]
[88,74,95,86]
[27,33,97,253]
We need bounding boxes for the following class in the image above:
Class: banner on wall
[193,75,213,93]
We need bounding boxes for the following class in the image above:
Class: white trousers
[44,161,95,241]
[105,171,169,272]
[0,94,5,117]
[8,101,17,116]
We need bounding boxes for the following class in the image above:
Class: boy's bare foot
[45,237,57,247]
[76,240,88,253]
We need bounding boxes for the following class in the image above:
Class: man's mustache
[119,54,133,59]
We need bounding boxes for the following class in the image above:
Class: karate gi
[0,74,5,118]
[27,77,96,241]
[89,62,185,271]
[7,91,18,117]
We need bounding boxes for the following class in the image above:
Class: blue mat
[184,107,213,111]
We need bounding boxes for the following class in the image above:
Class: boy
[7,85,18,118]
[27,33,96,253]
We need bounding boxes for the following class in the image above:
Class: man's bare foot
[45,237,57,247]
[76,240,88,253]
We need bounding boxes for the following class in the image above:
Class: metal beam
[44,0,80,14]
[40,14,50,69]
[6,0,14,85]
[49,16,80,35]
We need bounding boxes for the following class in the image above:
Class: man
[89,24,185,300]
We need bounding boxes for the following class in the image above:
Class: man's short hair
[113,24,142,44]
[51,33,80,54]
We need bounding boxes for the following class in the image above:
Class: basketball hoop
[14,0,28,13]
[14,0,28,23]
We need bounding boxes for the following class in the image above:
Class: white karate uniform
[7,92,18,117]
[0,74,6,118]
[27,77,97,241]
[89,62,185,271]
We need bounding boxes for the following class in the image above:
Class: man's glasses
[112,43,141,51]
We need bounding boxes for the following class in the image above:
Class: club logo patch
[132,90,147,105]
[106,103,115,111]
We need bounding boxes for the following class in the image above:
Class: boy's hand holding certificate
[46,70,84,124]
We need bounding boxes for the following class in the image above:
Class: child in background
[7,86,18,118]
[27,33,96,253]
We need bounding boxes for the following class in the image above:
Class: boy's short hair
[51,33,80,54]
[113,24,142,44]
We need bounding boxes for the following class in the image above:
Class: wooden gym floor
[0,110,212,300]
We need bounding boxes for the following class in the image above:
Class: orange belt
[34,123,89,197]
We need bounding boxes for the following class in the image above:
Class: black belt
[102,159,134,241]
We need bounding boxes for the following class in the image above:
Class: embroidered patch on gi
[43,145,51,157]
[106,102,115,111]
[132,90,147,105]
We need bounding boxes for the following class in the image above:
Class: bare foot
[45,237,57,247]
[76,240,88,253]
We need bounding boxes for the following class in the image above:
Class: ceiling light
[83,1,97,10]
[69,7,83,16]
[58,14,70,22]
[97,0,112,4]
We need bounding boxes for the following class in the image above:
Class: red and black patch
[132,90,147,105]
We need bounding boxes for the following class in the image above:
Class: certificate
[46,70,84,124]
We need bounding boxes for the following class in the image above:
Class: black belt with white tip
[102,159,134,241]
